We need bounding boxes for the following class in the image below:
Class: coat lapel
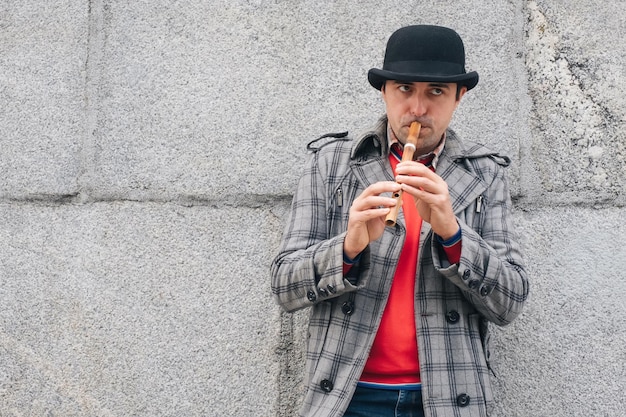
[349,118,395,189]
[350,155,394,188]
[349,126,406,227]
[437,152,487,215]
[436,130,492,214]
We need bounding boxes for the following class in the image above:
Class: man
[271,25,529,417]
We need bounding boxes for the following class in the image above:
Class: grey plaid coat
[271,117,529,417]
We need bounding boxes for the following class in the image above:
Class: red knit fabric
[360,153,422,384]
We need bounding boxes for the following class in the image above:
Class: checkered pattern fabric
[271,116,529,417]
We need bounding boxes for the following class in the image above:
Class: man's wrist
[343,251,362,265]
[436,225,462,247]
[343,236,366,261]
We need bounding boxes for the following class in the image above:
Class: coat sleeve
[434,162,529,326]
[270,148,364,313]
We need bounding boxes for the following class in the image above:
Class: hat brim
[368,68,479,91]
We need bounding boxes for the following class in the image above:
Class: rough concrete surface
[491,207,626,416]
[0,203,282,416]
[0,2,87,198]
[524,0,626,205]
[1,0,625,416]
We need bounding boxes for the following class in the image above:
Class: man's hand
[394,161,459,239]
[343,181,401,259]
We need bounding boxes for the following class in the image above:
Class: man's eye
[398,85,411,92]
[431,88,443,96]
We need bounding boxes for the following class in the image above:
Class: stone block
[0,203,282,416]
[491,207,626,416]
[0,2,87,199]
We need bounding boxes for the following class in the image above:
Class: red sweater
[360,155,422,384]
[359,150,462,385]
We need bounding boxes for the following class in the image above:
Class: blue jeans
[343,385,425,417]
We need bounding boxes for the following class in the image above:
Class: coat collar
[350,116,510,215]
[350,116,389,161]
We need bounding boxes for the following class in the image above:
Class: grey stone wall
[1,1,624,416]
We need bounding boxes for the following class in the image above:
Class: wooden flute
[384,121,421,227]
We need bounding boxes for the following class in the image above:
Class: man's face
[381,81,466,155]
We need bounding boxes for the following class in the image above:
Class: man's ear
[380,82,388,103]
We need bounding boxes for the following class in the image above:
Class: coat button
[341,301,354,315]
[462,269,471,280]
[446,310,460,324]
[306,290,317,302]
[318,287,329,297]
[468,279,480,290]
[456,393,470,407]
[479,285,492,296]
[327,284,336,294]
[320,379,334,393]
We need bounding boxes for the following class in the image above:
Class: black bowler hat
[368,25,479,91]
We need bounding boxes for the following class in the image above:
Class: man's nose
[409,95,427,116]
